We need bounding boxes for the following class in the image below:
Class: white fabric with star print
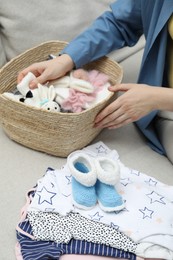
[27,141,173,259]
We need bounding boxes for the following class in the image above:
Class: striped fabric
[16,219,136,260]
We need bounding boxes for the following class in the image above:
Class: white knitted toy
[3,72,60,112]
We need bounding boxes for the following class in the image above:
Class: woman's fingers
[95,111,130,128]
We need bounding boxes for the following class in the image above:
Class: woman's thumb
[108,83,131,92]
[108,84,123,92]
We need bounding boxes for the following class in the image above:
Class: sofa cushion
[0,0,110,67]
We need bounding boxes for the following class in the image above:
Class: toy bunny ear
[47,85,56,101]
[37,83,47,99]
[37,83,56,102]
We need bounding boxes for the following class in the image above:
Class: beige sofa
[0,1,173,259]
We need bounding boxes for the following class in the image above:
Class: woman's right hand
[17,54,74,89]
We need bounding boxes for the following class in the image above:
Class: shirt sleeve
[61,0,143,68]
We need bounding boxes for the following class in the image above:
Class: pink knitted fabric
[15,242,24,260]
[61,70,110,112]
[88,70,109,89]
[73,69,90,81]
[61,88,97,112]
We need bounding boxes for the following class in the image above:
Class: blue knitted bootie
[95,157,125,212]
[96,180,124,212]
[67,152,97,210]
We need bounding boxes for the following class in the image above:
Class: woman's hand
[94,83,159,129]
[17,54,74,89]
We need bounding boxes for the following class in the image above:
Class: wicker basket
[0,41,123,157]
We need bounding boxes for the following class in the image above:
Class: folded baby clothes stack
[15,142,173,260]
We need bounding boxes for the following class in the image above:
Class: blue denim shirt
[62,0,173,154]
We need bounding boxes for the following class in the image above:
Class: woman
[18,1,173,165]
[17,1,173,259]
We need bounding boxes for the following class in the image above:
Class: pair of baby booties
[67,151,125,212]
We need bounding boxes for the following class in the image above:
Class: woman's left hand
[94,83,157,129]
